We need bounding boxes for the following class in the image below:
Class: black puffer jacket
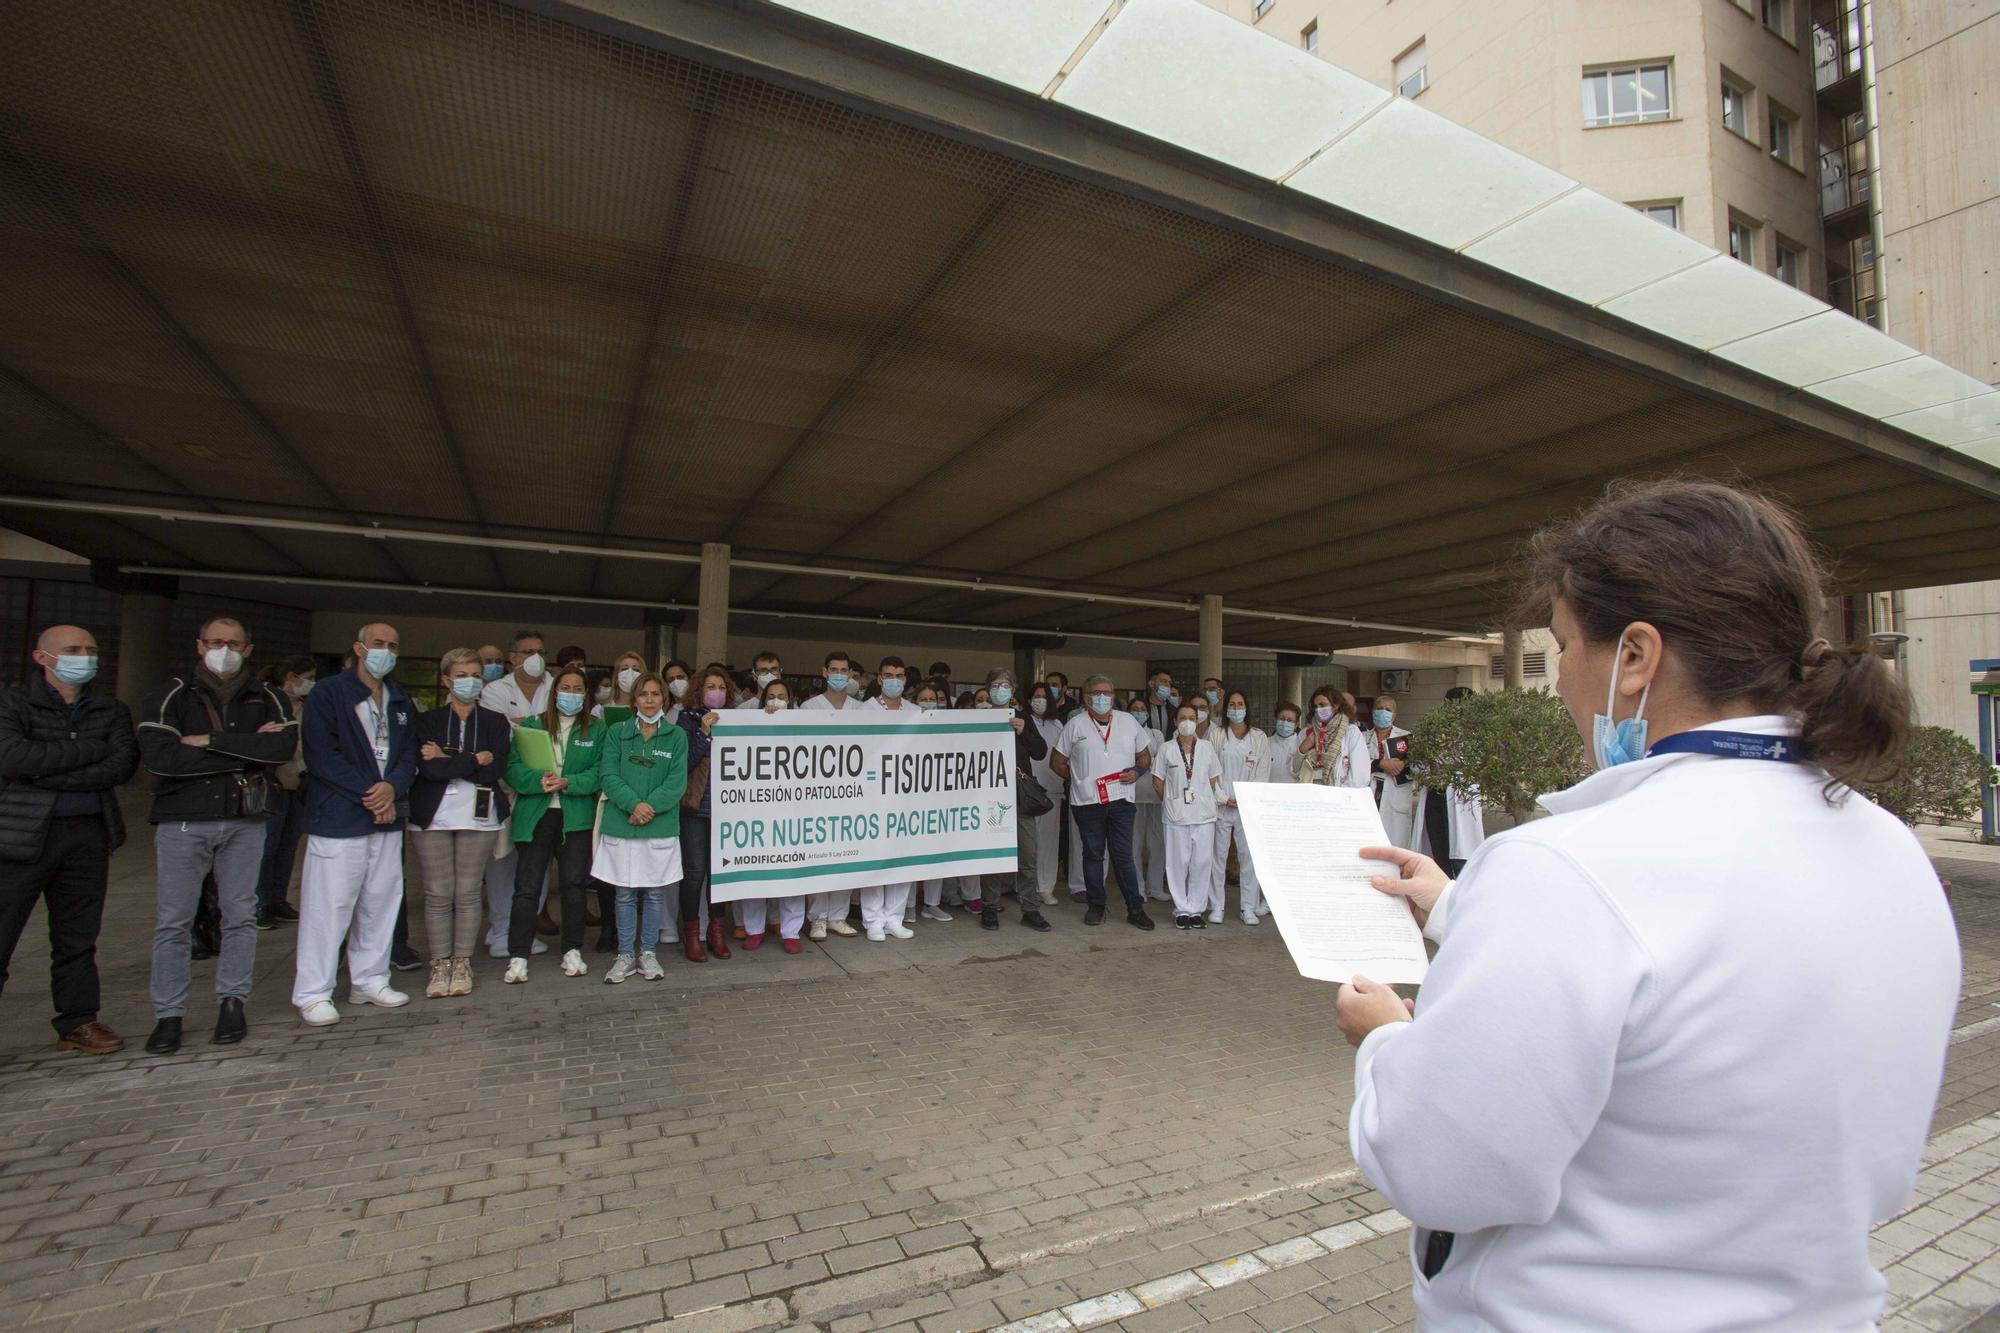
[138,670,297,823]
[0,682,139,862]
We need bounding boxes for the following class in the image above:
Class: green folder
[599,705,635,728]
[511,725,556,772]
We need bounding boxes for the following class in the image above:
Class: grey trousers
[152,817,267,1018]
[982,806,1041,902]
[413,827,502,959]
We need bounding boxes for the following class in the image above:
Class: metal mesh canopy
[2,0,1998,652]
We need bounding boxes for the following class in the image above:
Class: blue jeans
[1072,801,1143,912]
[255,780,309,908]
[614,887,666,956]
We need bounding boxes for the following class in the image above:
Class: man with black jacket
[0,624,139,1055]
[137,616,296,1054]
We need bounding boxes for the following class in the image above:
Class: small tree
[1862,725,1996,827]
[1407,688,1592,821]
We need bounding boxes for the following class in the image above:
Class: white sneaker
[530,938,549,955]
[866,927,886,942]
[638,951,665,980]
[606,954,635,984]
[561,949,587,977]
[919,905,953,922]
[1241,914,1260,926]
[827,920,858,937]
[348,984,409,1008]
[659,924,678,944]
[298,1000,340,1027]
[885,923,914,940]
[1039,891,1058,905]
[487,941,509,959]
[809,921,828,941]
[504,957,528,984]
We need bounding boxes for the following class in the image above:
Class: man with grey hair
[1050,674,1155,929]
[972,668,1052,932]
[137,615,296,1053]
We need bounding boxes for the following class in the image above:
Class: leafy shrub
[1862,725,1996,826]
[1407,688,1592,820]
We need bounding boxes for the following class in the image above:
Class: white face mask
[519,652,545,679]
[668,677,689,699]
[765,698,789,712]
[616,667,640,692]
[1030,698,1047,716]
[595,684,612,703]
[1176,719,1197,738]
[202,646,244,677]
[754,671,778,687]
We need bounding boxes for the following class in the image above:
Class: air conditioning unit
[1380,670,1412,692]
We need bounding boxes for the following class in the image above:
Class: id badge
[1095,776,1113,804]
[1183,784,1193,805]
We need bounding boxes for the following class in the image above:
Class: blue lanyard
[1646,731,1802,762]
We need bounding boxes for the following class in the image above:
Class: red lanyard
[1093,713,1114,754]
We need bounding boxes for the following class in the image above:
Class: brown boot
[706,916,732,960]
[56,1021,124,1055]
[681,921,707,963]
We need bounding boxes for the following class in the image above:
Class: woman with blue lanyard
[1336,479,1959,1330]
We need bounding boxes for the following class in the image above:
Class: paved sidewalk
[0,804,1994,1333]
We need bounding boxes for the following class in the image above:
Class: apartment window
[1762,0,1793,42]
[1721,73,1752,137]
[1728,215,1758,265]
[1395,40,1429,98]
[1769,102,1799,166]
[1582,64,1672,126]
[1631,200,1682,230]
[1302,20,1318,53]
[1775,238,1805,287]
[1253,0,1275,18]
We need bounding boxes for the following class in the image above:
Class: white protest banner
[707,711,1018,901]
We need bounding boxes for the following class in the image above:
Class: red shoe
[781,937,803,954]
[681,921,707,964]
[742,933,764,951]
[707,916,732,960]
[963,898,983,913]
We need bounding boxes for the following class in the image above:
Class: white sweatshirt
[1351,716,1959,1331]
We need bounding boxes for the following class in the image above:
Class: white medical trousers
[860,883,913,933]
[294,830,404,1007]
[1211,808,1263,921]
[1135,803,1167,901]
[1164,821,1215,918]
[737,895,805,940]
[809,887,852,924]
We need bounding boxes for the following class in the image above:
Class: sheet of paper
[1233,783,1429,986]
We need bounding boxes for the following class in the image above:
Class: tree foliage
[1407,688,1592,820]
[1862,725,1996,826]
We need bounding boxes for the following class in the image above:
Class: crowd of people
[0,623,1464,1055]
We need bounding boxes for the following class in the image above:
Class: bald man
[0,625,139,1054]
[293,623,418,1026]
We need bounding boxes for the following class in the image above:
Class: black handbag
[200,692,271,818]
[1017,772,1054,819]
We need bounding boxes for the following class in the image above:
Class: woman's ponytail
[1792,638,1910,794]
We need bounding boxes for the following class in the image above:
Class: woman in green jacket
[502,665,603,984]
[593,673,689,983]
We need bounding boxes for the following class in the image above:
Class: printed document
[1234,783,1430,986]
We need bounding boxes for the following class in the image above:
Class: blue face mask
[1089,693,1114,715]
[880,677,905,699]
[825,672,849,693]
[50,654,98,686]
[481,662,504,682]
[1372,708,1394,730]
[363,647,397,679]
[1205,689,1220,706]
[1591,635,1652,770]
[1274,719,1296,738]
[556,691,585,716]
[451,676,483,703]
[989,684,1013,707]
[1154,684,1175,702]
[1226,707,1245,724]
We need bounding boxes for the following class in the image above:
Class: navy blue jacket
[674,707,715,819]
[302,668,417,838]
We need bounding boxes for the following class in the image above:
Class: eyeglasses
[198,637,248,651]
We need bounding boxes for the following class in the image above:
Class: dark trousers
[679,815,710,922]
[509,810,591,956]
[255,780,309,907]
[1073,801,1143,913]
[1421,790,1468,879]
[0,815,111,1037]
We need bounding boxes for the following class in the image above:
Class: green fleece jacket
[598,718,688,840]
[504,715,603,841]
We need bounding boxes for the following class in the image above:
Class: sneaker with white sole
[605,954,635,984]
[348,984,409,1008]
[919,905,953,922]
[638,951,665,980]
[809,921,828,941]
[298,1000,340,1027]
[561,949,587,977]
[885,922,914,940]
[827,920,858,937]
[504,957,528,984]
[425,959,450,999]
[865,927,886,942]
[530,938,548,955]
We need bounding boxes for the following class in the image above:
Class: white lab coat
[1412,785,1486,864]
[1267,730,1302,785]
[1365,726,1417,848]
[1351,716,1959,1331]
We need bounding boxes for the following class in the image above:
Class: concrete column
[1198,594,1223,686]
[694,542,730,670]
[1502,628,1525,691]
[644,607,684,674]
[115,590,174,720]
[1278,665,1307,709]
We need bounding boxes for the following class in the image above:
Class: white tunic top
[1128,718,1164,803]
[1351,717,1959,1331]
[1212,725,1272,800]
[1268,730,1302,785]
[1054,709,1152,806]
[479,673,549,725]
[798,692,858,712]
[1152,736,1221,825]
[591,834,683,890]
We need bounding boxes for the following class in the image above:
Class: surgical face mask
[754,670,778,688]
[1274,719,1297,738]
[917,699,936,712]
[1130,711,1148,730]
[1591,635,1652,770]
[974,700,992,709]
[362,647,397,678]
[636,707,664,724]
[1193,708,1208,724]
[617,667,640,692]
[667,677,688,699]
[702,687,728,709]
[1154,684,1175,702]
[451,676,484,703]
[556,691,585,716]
[988,684,1012,707]
[291,677,316,697]
[1373,709,1395,730]
[1176,719,1197,738]
[49,654,98,686]
[1314,704,1335,723]
[880,678,906,699]
[1089,692,1114,715]
[1226,706,1245,725]
[765,698,789,712]
[481,661,505,682]
[595,684,612,703]
[519,652,545,679]
[825,672,850,693]
[1204,688,1220,706]
[846,678,865,697]
[1030,698,1047,716]
[202,647,243,677]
